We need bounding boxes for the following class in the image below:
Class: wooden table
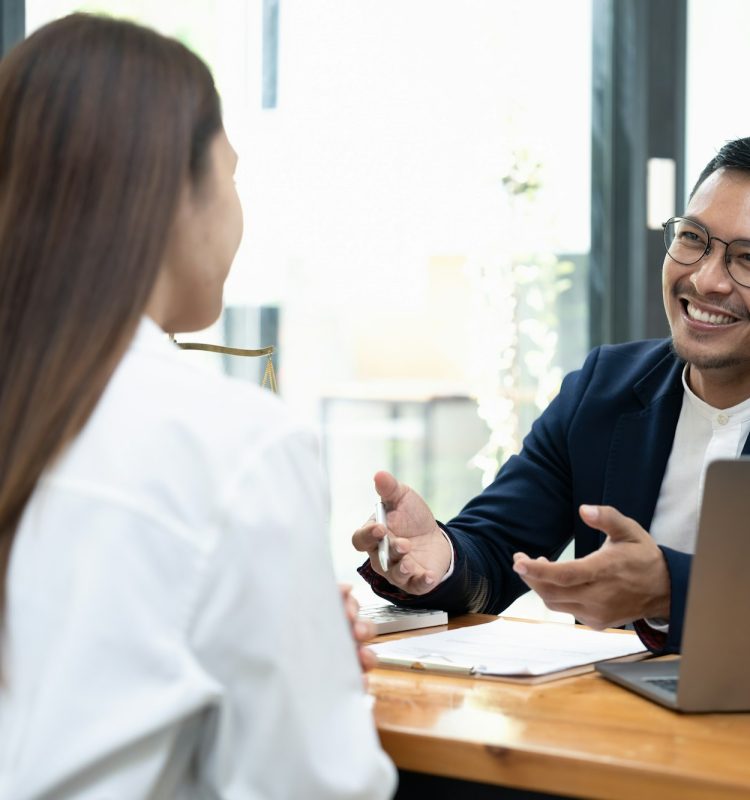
[368,614,750,800]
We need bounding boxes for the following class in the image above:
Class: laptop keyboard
[645,677,679,695]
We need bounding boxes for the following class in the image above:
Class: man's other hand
[512,504,671,629]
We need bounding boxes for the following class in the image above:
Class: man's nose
[690,244,734,295]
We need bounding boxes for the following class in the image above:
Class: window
[28,2,592,615]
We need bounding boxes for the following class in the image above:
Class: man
[353,136,750,655]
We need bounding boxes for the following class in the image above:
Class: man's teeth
[686,303,736,325]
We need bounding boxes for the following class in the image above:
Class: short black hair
[691,137,750,197]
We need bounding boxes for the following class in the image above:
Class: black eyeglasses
[662,216,750,289]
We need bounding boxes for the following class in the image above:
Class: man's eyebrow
[680,213,704,226]
[680,213,750,241]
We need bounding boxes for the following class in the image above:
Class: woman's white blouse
[0,317,395,800]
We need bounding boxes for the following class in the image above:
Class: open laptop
[596,458,750,712]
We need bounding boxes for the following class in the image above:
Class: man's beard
[671,337,746,370]
[669,280,750,369]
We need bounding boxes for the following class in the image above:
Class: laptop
[597,458,750,712]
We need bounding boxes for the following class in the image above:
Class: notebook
[597,458,750,712]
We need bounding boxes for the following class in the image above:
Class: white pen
[376,655,474,675]
[375,500,389,572]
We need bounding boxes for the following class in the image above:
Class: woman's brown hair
[0,14,222,642]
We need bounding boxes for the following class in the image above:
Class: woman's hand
[339,583,377,673]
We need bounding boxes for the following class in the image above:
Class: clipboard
[370,617,649,685]
[374,652,648,684]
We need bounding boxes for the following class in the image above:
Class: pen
[375,500,389,572]
[376,655,474,675]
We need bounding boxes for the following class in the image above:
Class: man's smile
[681,298,741,327]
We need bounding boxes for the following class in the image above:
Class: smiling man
[353,137,750,655]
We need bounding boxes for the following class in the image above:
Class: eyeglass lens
[663,217,750,288]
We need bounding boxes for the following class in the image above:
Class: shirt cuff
[437,527,455,583]
[643,617,670,633]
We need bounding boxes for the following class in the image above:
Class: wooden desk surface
[368,615,750,800]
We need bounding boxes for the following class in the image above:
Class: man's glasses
[662,216,750,289]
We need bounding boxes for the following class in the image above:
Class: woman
[0,14,395,800]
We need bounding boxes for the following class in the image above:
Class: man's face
[663,168,750,399]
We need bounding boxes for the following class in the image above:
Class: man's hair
[0,14,222,652]
[691,137,750,197]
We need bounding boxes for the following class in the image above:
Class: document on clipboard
[370,618,648,684]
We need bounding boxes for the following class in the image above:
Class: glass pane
[27,1,591,595]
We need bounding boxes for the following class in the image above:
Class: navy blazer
[361,339,750,654]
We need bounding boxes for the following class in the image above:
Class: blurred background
[15,0,750,616]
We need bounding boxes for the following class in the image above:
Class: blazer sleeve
[634,546,691,654]
[360,347,604,614]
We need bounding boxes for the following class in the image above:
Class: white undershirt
[650,365,750,555]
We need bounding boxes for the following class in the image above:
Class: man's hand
[351,470,452,595]
[512,504,671,629]
[339,584,377,672]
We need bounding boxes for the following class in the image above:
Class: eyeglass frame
[661,215,750,289]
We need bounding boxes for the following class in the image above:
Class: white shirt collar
[131,315,177,356]
[681,364,750,425]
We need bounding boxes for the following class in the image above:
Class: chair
[169,336,277,392]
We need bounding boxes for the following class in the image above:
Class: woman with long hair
[0,14,395,799]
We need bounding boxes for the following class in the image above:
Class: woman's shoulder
[119,319,300,448]
[54,322,319,534]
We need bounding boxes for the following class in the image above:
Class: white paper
[370,618,647,676]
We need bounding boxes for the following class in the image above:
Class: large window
[27,1,592,617]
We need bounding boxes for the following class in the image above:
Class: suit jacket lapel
[602,351,684,529]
